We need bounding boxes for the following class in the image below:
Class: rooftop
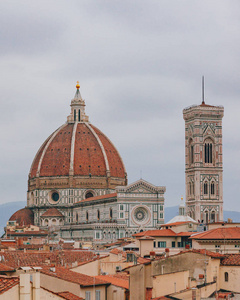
[190,227,240,240]
[95,274,129,289]
[0,276,19,295]
[41,266,109,287]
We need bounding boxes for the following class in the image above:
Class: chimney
[165,248,170,257]
[150,251,156,259]
[20,273,31,300]
[32,271,40,300]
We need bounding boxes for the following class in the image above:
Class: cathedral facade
[10,83,166,242]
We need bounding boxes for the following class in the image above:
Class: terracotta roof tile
[41,266,109,287]
[133,229,177,238]
[96,274,129,289]
[30,123,126,179]
[41,208,64,217]
[75,193,117,204]
[221,254,240,266]
[0,276,19,295]
[190,227,240,240]
[9,208,34,226]
[109,249,150,264]
[0,250,95,268]
[57,291,84,300]
[0,263,15,272]
[162,221,196,227]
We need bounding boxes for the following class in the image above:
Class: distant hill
[0,202,240,236]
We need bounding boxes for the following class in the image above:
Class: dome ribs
[74,123,106,176]
[40,124,73,176]
[90,125,125,178]
[30,135,52,178]
[9,208,34,226]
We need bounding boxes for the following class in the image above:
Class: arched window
[204,140,213,164]
[192,182,195,195]
[97,210,100,220]
[76,213,78,223]
[189,182,192,195]
[85,191,94,199]
[225,272,228,282]
[109,208,113,220]
[78,109,80,122]
[211,182,215,195]
[204,182,208,195]
[86,211,89,221]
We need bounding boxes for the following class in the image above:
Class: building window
[85,291,91,300]
[120,212,124,219]
[120,204,124,210]
[224,272,228,282]
[211,211,216,222]
[153,241,156,248]
[235,245,240,248]
[159,213,163,219]
[96,290,100,300]
[215,245,220,248]
[96,232,100,239]
[110,208,113,220]
[97,210,100,220]
[76,213,78,223]
[78,109,81,122]
[85,191,94,199]
[157,241,166,248]
[160,205,163,211]
[190,144,194,164]
[86,211,89,221]
[172,241,175,248]
[74,110,76,121]
[211,182,215,195]
[204,142,213,164]
[204,182,208,195]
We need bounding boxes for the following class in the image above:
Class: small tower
[67,82,89,123]
[183,90,224,223]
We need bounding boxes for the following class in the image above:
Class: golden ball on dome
[76,81,80,89]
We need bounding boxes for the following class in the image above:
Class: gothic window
[97,210,100,220]
[204,182,208,195]
[189,182,192,195]
[225,272,228,282]
[204,140,213,164]
[76,213,78,223]
[78,109,81,121]
[211,182,215,195]
[86,211,89,221]
[192,182,195,195]
[74,110,76,121]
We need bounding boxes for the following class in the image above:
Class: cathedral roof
[29,84,126,181]
[9,208,34,226]
[41,208,64,217]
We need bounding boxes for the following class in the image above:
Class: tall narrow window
[204,182,208,195]
[110,208,113,220]
[211,211,215,223]
[225,272,228,282]
[205,211,209,223]
[204,141,213,163]
[97,210,100,220]
[74,110,76,121]
[192,182,195,195]
[86,211,89,221]
[189,182,192,195]
[211,182,215,195]
[78,109,81,121]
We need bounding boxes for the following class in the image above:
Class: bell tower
[183,92,224,223]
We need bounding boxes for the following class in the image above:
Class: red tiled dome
[29,123,126,179]
[9,208,34,226]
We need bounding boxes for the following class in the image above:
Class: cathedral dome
[28,84,127,192]
[9,208,34,226]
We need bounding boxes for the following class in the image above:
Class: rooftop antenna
[140,170,142,179]
[202,76,205,105]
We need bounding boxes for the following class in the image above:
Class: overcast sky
[0,1,239,213]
